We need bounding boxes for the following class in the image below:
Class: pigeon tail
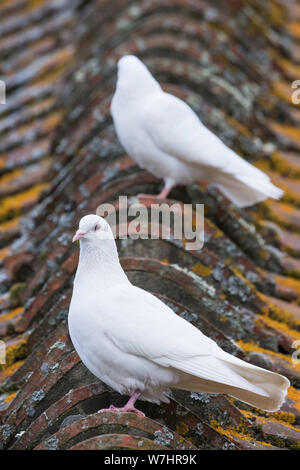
[221,354,289,411]
[174,354,289,412]
[214,172,283,208]
[209,149,284,207]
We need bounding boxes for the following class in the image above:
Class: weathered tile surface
[0,0,300,450]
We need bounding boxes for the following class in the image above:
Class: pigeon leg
[138,184,172,200]
[157,185,171,199]
[98,391,145,417]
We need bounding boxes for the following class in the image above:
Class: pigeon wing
[101,284,263,391]
[143,92,270,182]
[143,92,232,171]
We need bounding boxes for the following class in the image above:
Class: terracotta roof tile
[0,0,300,450]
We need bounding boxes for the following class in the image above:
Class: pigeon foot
[138,193,160,199]
[138,186,172,200]
[98,391,145,418]
[99,404,145,417]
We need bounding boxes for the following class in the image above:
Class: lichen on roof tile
[0,0,299,451]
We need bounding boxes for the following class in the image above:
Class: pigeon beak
[72,230,87,242]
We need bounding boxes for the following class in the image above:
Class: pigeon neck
[116,71,161,100]
[75,240,129,290]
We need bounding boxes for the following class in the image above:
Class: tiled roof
[0,0,300,450]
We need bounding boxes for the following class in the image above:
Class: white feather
[111,56,283,207]
[68,215,290,412]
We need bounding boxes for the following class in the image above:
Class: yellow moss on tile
[271,4,285,25]
[254,170,300,206]
[272,80,294,103]
[254,160,271,174]
[287,22,300,39]
[209,419,254,443]
[219,314,228,322]
[227,116,251,137]
[211,415,295,448]
[29,97,55,115]
[272,411,296,425]
[205,218,224,238]
[0,338,28,372]
[192,263,212,277]
[240,409,253,420]
[0,183,48,222]
[3,391,17,404]
[256,415,300,433]
[0,169,23,186]
[290,442,300,450]
[269,123,300,146]
[0,0,26,9]
[13,0,47,16]
[287,387,300,412]
[276,56,300,81]
[255,314,300,341]
[40,111,63,133]
[252,201,298,232]
[236,340,300,372]
[277,186,300,207]
[0,247,10,260]
[273,274,300,298]
[231,266,255,292]
[257,292,300,329]
[242,408,296,426]
[0,360,24,379]
[0,216,21,232]
[271,152,300,178]
[0,307,23,323]
[175,422,189,436]
[30,66,69,89]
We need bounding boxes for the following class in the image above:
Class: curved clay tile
[0,0,300,450]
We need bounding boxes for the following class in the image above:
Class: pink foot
[98,391,145,418]
[98,404,145,418]
[138,187,172,200]
[138,193,160,199]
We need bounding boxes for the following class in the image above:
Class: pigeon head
[72,214,113,244]
[117,55,144,71]
[72,214,126,285]
[116,55,161,96]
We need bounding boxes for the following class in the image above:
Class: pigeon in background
[68,214,289,416]
[111,55,283,208]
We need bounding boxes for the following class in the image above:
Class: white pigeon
[111,55,283,208]
[68,214,289,416]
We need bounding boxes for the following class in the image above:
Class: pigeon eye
[94,224,99,231]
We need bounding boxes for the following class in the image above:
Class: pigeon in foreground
[68,214,289,416]
[111,55,283,208]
